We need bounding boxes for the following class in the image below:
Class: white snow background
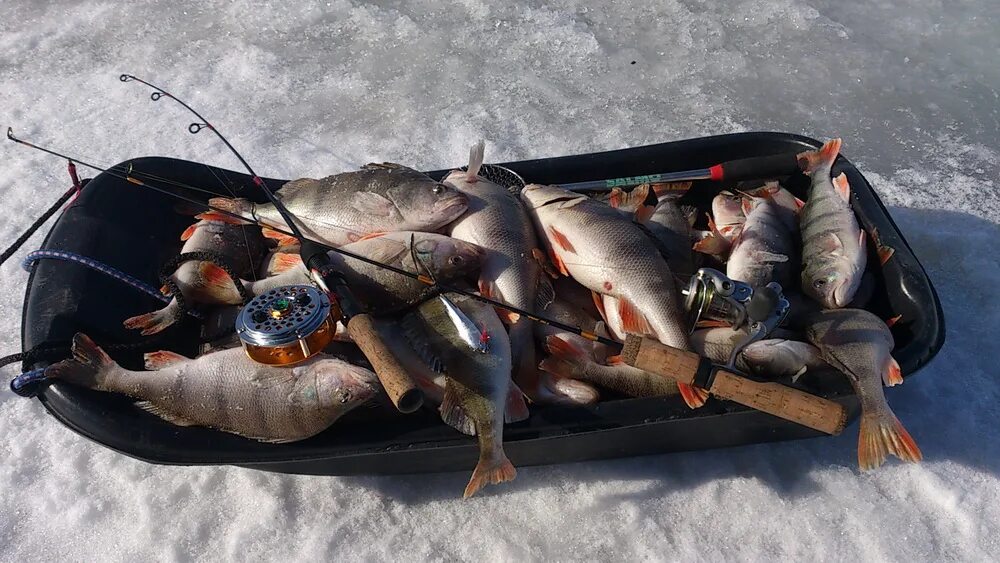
[1,1,998,561]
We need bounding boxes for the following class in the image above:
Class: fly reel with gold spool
[235,285,339,366]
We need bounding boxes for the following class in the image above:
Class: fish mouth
[831,278,852,308]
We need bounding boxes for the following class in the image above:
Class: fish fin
[207,197,251,216]
[794,196,806,210]
[160,284,171,296]
[617,297,654,337]
[143,350,189,370]
[692,231,731,256]
[607,187,624,209]
[545,334,588,359]
[680,205,699,227]
[134,401,198,427]
[547,226,576,253]
[464,451,516,499]
[191,262,241,303]
[591,291,609,324]
[859,228,867,257]
[467,140,485,182]
[269,252,304,274]
[195,210,248,225]
[741,196,755,216]
[535,275,555,312]
[816,232,845,256]
[361,162,404,170]
[677,383,710,409]
[262,227,299,247]
[857,410,922,470]
[605,354,625,366]
[440,383,477,436]
[248,370,296,390]
[548,249,570,277]
[634,203,656,223]
[877,243,895,266]
[545,373,600,405]
[538,356,577,379]
[886,314,902,328]
[123,300,182,335]
[532,248,559,280]
[504,383,530,424]
[796,138,842,174]
[180,223,198,241]
[883,356,904,387]
[43,333,117,386]
[652,181,693,197]
[753,250,790,264]
[351,191,395,216]
[833,173,851,202]
[355,231,388,242]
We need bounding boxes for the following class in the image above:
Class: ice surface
[1,0,998,560]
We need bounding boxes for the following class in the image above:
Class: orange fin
[355,231,388,242]
[547,226,576,253]
[883,356,904,387]
[463,453,516,499]
[159,284,171,296]
[885,314,902,328]
[191,262,240,303]
[617,297,654,337]
[833,173,851,202]
[634,204,656,222]
[607,187,624,209]
[548,249,569,277]
[180,223,198,241]
[195,210,248,225]
[797,138,843,174]
[857,411,922,470]
[268,253,303,274]
[677,383,709,409]
[605,354,625,366]
[545,335,587,359]
[262,227,299,247]
[143,350,189,370]
[539,356,575,379]
[504,383,530,424]
[123,306,178,336]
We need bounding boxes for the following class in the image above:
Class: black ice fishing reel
[682,268,790,368]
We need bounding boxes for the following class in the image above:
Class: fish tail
[545,373,599,405]
[857,410,923,470]
[122,299,182,335]
[467,140,485,181]
[796,138,842,174]
[677,383,709,409]
[44,333,118,388]
[464,449,517,499]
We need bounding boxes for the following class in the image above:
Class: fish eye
[813,279,827,288]
[338,390,351,403]
[449,255,464,266]
[432,184,446,195]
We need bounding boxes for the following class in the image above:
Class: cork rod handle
[347,313,424,413]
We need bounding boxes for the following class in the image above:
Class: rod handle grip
[347,313,423,413]
[710,153,802,182]
[620,335,846,435]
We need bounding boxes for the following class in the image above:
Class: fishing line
[6,129,619,348]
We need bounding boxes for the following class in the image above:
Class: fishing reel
[682,268,790,368]
[235,285,338,366]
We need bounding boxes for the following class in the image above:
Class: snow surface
[1,1,998,560]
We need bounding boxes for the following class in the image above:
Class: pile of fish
[44,138,921,498]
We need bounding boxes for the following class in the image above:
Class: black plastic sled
[19,132,944,475]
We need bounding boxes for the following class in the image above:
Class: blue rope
[21,249,203,318]
[10,368,46,395]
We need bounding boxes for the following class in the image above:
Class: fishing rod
[6,90,847,433]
